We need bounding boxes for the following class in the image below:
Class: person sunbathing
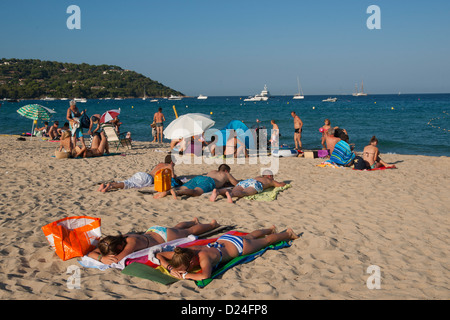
[362,136,396,169]
[156,226,299,280]
[73,131,109,158]
[97,155,176,192]
[209,169,286,203]
[153,164,238,200]
[87,218,219,265]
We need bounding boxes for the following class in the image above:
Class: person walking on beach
[270,120,280,149]
[156,226,299,280]
[153,108,165,143]
[291,111,303,150]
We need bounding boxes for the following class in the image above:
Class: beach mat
[195,240,292,288]
[121,263,179,285]
[244,184,291,201]
[353,165,397,171]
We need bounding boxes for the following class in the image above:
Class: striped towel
[327,140,355,166]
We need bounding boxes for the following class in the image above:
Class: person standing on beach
[153,108,165,143]
[270,120,280,149]
[320,119,331,149]
[291,111,303,150]
[66,100,86,153]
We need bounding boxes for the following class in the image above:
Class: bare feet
[100,183,112,193]
[210,219,219,229]
[209,189,218,202]
[153,191,168,199]
[225,190,233,204]
[286,228,299,240]
[192,217,200,224]
[97,183,105,192]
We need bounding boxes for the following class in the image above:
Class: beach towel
[353,165,397,171]
[243,184,292,201]
[78,235,196,270]
[316,162,343,169]
[121,231,292,287]
[326,140,355,166]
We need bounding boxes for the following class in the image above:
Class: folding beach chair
[102,124,132,150]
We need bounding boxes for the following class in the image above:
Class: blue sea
[1,94,449,157]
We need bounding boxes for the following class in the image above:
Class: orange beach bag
[42,216,101,261]
[154,168,172,192]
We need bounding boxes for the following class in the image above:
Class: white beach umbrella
[163,113,215,140]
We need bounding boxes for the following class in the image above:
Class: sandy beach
[0,135,449,300]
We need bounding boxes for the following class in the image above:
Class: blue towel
[327,140,355,166]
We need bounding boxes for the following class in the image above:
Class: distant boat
[197,94,208,100]
[168,95,182,100]
[114,97,124,100]
[352,81,368,96]
[244,84,270,101]
[74,98,87,103]
[322,97,337,102]
[293,77,304,99]
[150,99,159,102]
[41,97,56,101]
[142,87,147,100]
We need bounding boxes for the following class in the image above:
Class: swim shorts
[237,179,264,193]
[121,172,154,189]
[146,225,168,242]
[183,176,216,193]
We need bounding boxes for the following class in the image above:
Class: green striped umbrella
[17,104,52,139]
[17,104,52,121]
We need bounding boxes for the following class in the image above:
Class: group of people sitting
[87,216,298,281]
[320,119,395,169]
[97,155,286,203]
[34,121,70,140]
[171,132,249,159]
[57,100,125,158]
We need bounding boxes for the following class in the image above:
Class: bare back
[207,170,235,188]
[362,144,379,166]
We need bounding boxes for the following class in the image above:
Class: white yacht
[244,84,270,101]
[168,95,183,100]
[322,97,337,102]
[74,98,87,103]
[293,77,304,99]
[197,94,208,100]
[352,81,368,96]
[41,97,56,101]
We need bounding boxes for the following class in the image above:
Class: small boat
[41,97,56,101]
[168,95,182,100]
[150,99,159,102]
[142,87,147,100]
[322,97,337,102]
[352,80,368,96]
[293,77,304,99]
[197,94,208,100]
[244,85,270,101]
[74,98,87,103]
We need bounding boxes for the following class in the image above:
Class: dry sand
[0,135,449,300]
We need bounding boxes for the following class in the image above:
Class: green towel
[244,184,291,201]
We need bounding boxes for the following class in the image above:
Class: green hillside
[0,58,184,99]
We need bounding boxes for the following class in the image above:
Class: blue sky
[1,0,449,96]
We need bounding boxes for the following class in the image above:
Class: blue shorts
[237,179,264,193]
[183,176,216,193]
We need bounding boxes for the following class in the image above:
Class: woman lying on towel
[87,218,219,265]
[156,226,299,280]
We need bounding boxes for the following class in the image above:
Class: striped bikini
[206,234,244,270]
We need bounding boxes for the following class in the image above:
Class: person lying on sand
[153,164,238,200]
[98,155,176,192]
[209,169,286,203]
[156,226,299,280]
[87,218,219,265]
[72,131,109,158]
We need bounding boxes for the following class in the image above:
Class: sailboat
[293,77,304,99]
[142,86,147,100]
[352,81,368,96]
